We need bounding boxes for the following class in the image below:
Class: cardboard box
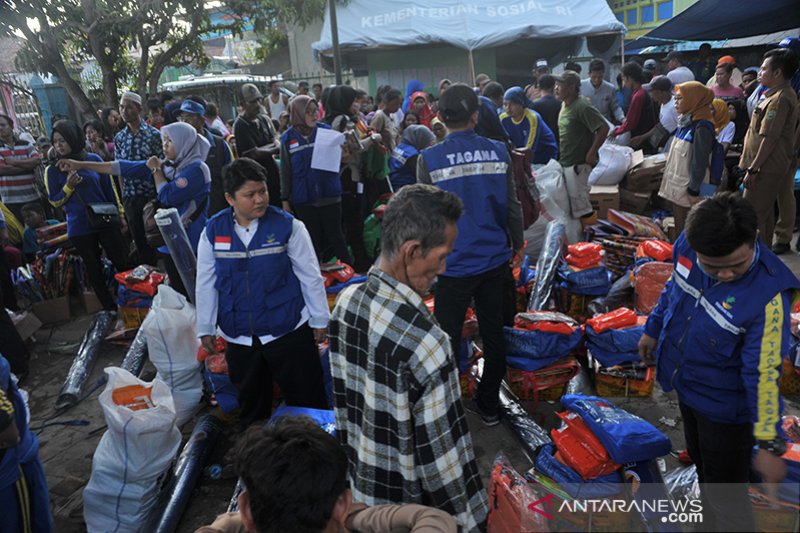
[619,188,652,214]
[31,295,71,325]
[624,153,667,192]
[590,185,620,219]
[11,311,42,341]
[81,291,104,315]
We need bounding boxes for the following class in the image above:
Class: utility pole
[328,0,343,84]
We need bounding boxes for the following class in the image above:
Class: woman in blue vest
[195,158,329,427]
[45,119,128,311]
[499,87,558,163]
[0,354,52,533]
[388,125,435,191]
[59,122,211,298]
[280,95,351,265]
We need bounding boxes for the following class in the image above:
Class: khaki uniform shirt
[740,84,799,177]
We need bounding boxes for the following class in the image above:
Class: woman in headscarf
[401,79,424,114]
[727,99,749,147]
[59,122,211,297]
[409,91,435,127]
[430,117,448,143]
[499,87,557,163]
[475,96,508,143]
[388,125,436,191]
[431,79,452,114]
[658,81,716,234]
[45,120,127,310]
[711,98,734,153]
[324,85,384,271]
[280,95,352,265]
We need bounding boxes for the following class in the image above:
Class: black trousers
[70,227,128,310]
[435,264,506,413]
[123,195,158,266]
[679,402,755,532]
[0,289,29,376]
[225,323,328,427]
[0,247,18,311]
[294,203,353,265]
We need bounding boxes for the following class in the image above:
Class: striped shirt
[329,268,488,533]
[0,137,41,205]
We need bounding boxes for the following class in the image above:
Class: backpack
[694,120,725,185]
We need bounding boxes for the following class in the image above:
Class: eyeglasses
[306,108,318,116]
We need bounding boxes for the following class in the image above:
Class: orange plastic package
[634,262,674,314]
[585,307,638,334]
[112,384,154,411]
[551,411,621,479]
[636,240,673,262]
[568,242,603,258]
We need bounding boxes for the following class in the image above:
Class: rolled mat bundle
[56,311,115,409]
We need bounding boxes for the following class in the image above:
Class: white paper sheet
[310,128,345,173]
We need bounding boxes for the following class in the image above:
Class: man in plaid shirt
[329,184,488,533]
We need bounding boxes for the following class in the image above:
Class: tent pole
[468,49,475,85]
[620,31,625,62]
[329,0,343,85]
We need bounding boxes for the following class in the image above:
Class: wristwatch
[746,167,760,174]
[757,438,787,457]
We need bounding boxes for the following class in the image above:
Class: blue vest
[652,234,800,425]
[421,130,511,277]
[205,207,304,339]
[0,356,38,490]
[282,124,342,205]
[388,143,418,190]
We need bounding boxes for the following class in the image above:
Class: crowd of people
[0,34,799,533]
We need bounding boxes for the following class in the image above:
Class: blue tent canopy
[312,0,625,54]
[630,0,800,50]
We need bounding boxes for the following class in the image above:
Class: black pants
[294,203,353,265]
[161,253,188,300]
[0,247,18,311]
[679,402,755,532]
[435,264,506,413]
[71,227,128,310]
[123,195,158,266]
[0,285,29,376]
[340,170,370,272]
[225,323,328,427]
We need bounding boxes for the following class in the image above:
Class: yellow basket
[595,367,655,398]
[119,306,149,329]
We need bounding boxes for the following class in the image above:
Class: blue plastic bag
[271,405,336,435]
[558,265,612,296]
[534,443,622,499]
[586,325,645,367]
[507,354,563,372]
[561,395,671,463]
[504,326,583,361]
[202,369,239,413]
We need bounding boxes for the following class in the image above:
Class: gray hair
[381,184,462,258]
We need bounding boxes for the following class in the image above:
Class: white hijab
[161,122,211,183]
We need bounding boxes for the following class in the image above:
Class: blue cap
[179,99,205,116]
[779,37,800,55]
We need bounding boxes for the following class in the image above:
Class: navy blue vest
[206,207,304,339]
[282,124,342,205]
[421,130,511,277]
[0,356,38,489]
[388,143,419,190]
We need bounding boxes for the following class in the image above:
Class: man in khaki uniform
[741,49,800,248]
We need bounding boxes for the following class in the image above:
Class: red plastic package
[636,240,673,262]
[585,307,638,333]
[565,253,602,269]
[114,267,165,297]
[551,411,621,479]
[568,242,603,258]
[322,261,355,288]
[487,452,551,533]
[514,311,578,335]
[197,337,228,362]
[634,262,674,314]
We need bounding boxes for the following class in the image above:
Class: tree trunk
[99,60,119,108]
[137,42,150,98]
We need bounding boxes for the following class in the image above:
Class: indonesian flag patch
[676,255,692,278]
[214,236,232,251]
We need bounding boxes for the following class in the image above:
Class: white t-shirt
[659,96,680,153]
[267,93,287,118]
[667,66,695,86]
[717,122,735,145]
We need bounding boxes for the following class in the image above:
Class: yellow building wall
[607,0,699,40]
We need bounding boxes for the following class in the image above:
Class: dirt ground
[19,252,800,532]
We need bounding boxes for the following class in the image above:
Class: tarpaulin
[313,0,624,53]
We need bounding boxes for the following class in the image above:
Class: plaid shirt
[114,120,162,199]
[329,268,487,533]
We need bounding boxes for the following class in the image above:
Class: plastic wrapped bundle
[155,207,197,303]
[56,311,115,409]
[120,328,148,378]
[528,219,567,311]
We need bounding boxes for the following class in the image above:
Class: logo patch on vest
[214,236,232,251]
[676,255,692,278]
